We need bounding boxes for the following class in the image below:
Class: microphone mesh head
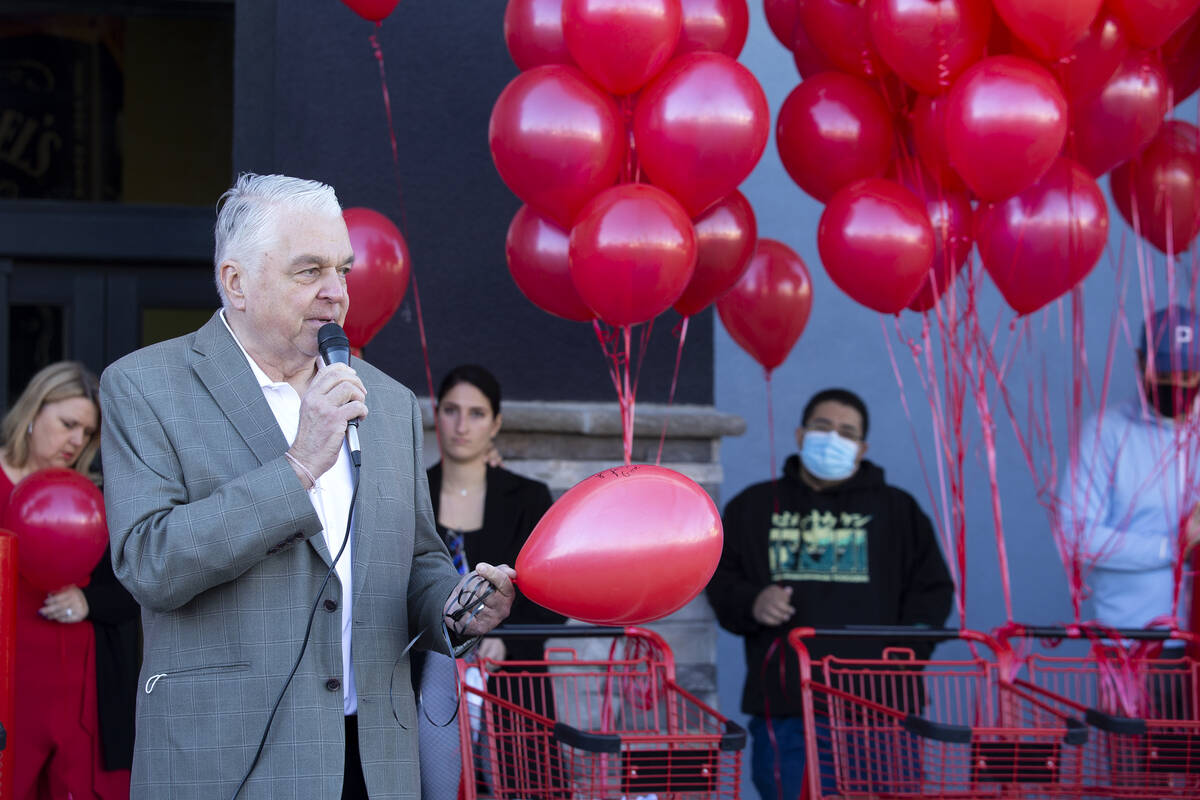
[317,322,350,352]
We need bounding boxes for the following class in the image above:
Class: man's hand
[752,584,795,627]
[476,637,507,662]
[289,363,368,483]
[444,562,516,637]
[1185,503,1200,556]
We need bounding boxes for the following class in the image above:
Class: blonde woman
[1,361,138,800]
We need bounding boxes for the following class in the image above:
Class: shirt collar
[219,309,294,390]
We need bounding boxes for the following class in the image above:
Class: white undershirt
[221,311,358,714]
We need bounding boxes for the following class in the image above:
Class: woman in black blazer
[416,365,566,800]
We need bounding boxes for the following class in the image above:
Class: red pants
[13,583,130,800]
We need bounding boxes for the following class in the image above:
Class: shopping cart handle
[903,713,972,744]
[811,626,975,642]
[492,624,627,637]
[721,719,748,751]
[1084,708,1147,736]
[553,721,622,753]
[1006,625,1188,642]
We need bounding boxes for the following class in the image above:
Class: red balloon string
[764,368,780,515]
[368,27,438,430]
[590,320,637,465]
[655,316,690,466]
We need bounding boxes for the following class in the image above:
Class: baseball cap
[1139,305,1200,374]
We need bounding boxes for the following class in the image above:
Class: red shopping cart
[788,627,1092,800]
[457,624,746,800]
[995,624,1200,798]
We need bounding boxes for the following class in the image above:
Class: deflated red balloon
[339,0,400,22]
[797,0,889,79]
[504,0,572,70]
[909,94,968,193]
[342,208,411,349]
[562,0,682,94]
[1107,0,1200,49]
[633,52,769,217]
[676,0,749,58]
[516,464,723,625]
[569,184,697,326]
[894,167,975,312]
[776,72,894,204]
[1050,9,1128,104]
[489,65,624,228]
[1111,121,1200,254]
[945,56,1067,201]
[791,18,834,79]
[992,0,1101,59]
[5,468,107,593]
[765,0,800,48]
[869,0,993,95]
[818,178,935,314]
[674,191,757,317]
[715,238,813,372]
[506,205,593,322]
[976,158,1108,315]
[1070,52,1168,177]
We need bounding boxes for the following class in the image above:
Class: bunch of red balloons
[493,0,770,326]
[768,0,1200,317]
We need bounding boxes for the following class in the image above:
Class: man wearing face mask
[1058,305,1200,644]
[707,387,954,800]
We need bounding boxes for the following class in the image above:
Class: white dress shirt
[221,311,359,713]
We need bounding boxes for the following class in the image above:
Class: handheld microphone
[317,322,362,467]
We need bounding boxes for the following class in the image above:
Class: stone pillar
[422,400,745,709]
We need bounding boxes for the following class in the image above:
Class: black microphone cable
[230,460,359,800]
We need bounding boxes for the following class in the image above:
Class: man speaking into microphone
[100,173,515,800]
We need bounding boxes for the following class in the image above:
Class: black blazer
[427,463,566,662]
[81,545,140,771]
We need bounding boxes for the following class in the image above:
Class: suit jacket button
[324,599,338,612]
[326,678,341,692]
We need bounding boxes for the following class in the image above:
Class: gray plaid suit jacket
[101,312,461,799]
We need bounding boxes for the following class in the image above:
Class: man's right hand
[752,584,795,627]
[289,363,368,483]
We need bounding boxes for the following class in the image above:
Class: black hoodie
[707,454,954,716]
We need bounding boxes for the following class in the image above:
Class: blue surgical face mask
[800,430,860,481]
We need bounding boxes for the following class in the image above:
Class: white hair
[213,173,343,306]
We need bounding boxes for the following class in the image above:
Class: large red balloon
[506,205,594,322]
[909,94,968,193]
[339,0,400,22]
[765,0,799,48]
[675,0,749,58]
[504,0,572,70]
[976,158,1108,315]
[869,0,992,95]
[945,56,1068,201]
[797,0,889,79]
[342,208,410,349]
[568,184,697,326]
[516,464,722,625]
[633,52,769,217]
[715,238,813,372]
[776,73,894,204]
[674,191,757,317]
[1070,52,1169,177]
[991,0,1101,59]
[1111,121,1200,254]
[562,0,682,95]
[489,65,624,228]
[818,178,935,314]
[895,167,975,312]
[1050,9,1128,104]
[5,469,107,593]
[1107,0,1200,49]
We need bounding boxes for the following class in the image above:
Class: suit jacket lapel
[191,312,333,567]
[350,355,377,597]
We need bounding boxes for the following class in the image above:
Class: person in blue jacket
[1059,305,1200,646]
